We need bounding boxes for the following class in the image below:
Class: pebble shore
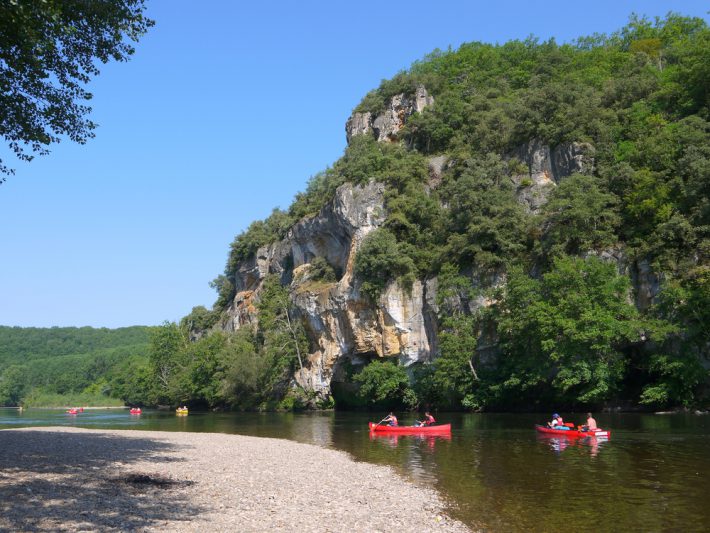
[0,427,470,532]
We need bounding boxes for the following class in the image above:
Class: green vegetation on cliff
[201,14,710,411]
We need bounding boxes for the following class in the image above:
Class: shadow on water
[0,429,203,531]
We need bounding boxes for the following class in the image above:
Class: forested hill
[0,326,152,407]
[139,14,708,412]
[0,326,150,362]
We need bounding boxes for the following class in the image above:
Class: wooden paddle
[372,416,389,430]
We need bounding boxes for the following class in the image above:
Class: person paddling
[417,411,435,427]
[383,412,398,427]
[582,412,598,431]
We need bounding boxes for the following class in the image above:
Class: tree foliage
[492,257,670,407]
[0,0,153,178]
[354,359,417,409]
[0,325,152,406]
[354,228,416,300]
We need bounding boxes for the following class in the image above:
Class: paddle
[372,416,389,430]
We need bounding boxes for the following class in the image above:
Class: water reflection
[290,412,334,447]
[2,409,709,533]
[536,434,609,457]
[368,432,451,448]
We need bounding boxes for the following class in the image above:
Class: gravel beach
[0,427,470,532]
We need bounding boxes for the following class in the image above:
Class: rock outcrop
[223,180,438,397]
[510,139,595,211]
[345,85,434,144]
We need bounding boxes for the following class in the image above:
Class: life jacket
[389,415,398,426]
[425,414,435,425]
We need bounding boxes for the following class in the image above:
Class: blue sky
[1,1,708,328]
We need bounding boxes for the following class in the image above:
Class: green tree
[354,359,417,409]
[440,154,530,270]
[148,322,188,404]
[181,305,220,334]
[169,333,228,406]
[431,264,485,408]
[257,275,307,374]
[354,228,416,300]
[495,257,664,406]
[109,357,153,406]
[643,268,710,407]
[0,365,28,406]
[0,0,153,178]
[540,174,621,258]
[220,329,266,408]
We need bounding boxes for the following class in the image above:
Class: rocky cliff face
[223,179,437,396]
[345,85,434,144]
[510,139,595,211]
[219,89,655,402]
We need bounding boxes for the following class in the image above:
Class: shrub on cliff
[354,228,416,300]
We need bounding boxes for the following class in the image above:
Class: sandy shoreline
[0,427,470,532]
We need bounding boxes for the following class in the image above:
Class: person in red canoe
[581,412,598,431]
[547,413,568,429]
[416,411,435,427]
[383,412,398,426]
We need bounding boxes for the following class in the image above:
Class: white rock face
[345,85,434,144]
[223,180,439,397]
[344,112,372,143]
[510,139,595,211]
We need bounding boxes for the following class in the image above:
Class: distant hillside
[0,325,153,406]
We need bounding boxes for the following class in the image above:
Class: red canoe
[535,425,611,438]
[368,422,451,434]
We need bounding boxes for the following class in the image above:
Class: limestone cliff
[346,85,434,144]
[218,91,659,403]
[222,179,436,397]
[509,139,596,212]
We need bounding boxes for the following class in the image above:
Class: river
[1,408,708,532]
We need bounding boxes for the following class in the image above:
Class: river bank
[0,427,469,532]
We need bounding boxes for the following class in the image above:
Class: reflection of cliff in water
[289,412,335,448]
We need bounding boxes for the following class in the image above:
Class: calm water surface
[1,408,708,532]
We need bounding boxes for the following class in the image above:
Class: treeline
[0,326,152,406]
[119,280,326,410]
